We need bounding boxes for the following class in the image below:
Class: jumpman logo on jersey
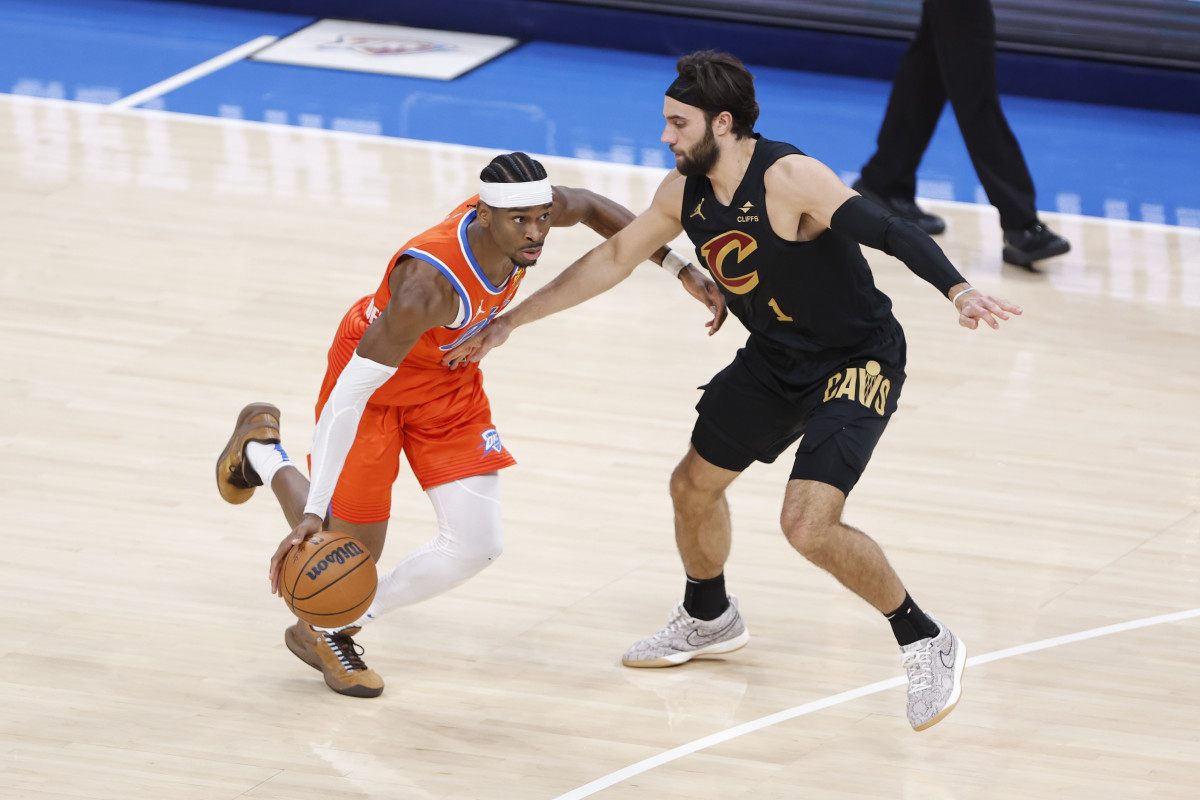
[476,298,486,316]
[690,198,706,220]
[441,304,500,351]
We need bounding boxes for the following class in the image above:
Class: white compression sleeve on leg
[358,474,503,621]
[303,353,397,520]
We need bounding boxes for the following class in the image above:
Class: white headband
[478,177,553,209]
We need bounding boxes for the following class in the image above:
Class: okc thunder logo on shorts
[480,428,503,455]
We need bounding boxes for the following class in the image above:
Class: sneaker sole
[215,402,280,505]
[1001,246,1033,268]
[621,629,750,668]
[324,681,383,699]
[284,626,384,698]
[1002,240,1070,268]
[912,635,967,732]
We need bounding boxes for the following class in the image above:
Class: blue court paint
[0,1,1196,225]
[0,0,310,103]
[154,41,1200,226]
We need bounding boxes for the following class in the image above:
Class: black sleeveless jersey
[681,136,895,353]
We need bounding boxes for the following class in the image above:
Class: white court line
[2,92,1196,236]
[108,35,277,110]
[553,606,1200,800]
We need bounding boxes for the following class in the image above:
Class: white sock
[350,474,503,626]
[244,440,295,487]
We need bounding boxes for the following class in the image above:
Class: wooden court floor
[1,94,1198,799]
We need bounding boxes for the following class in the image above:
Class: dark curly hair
[674,50,759,138]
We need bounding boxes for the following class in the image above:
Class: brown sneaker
[284,620,385,698]
[215,402,281,504]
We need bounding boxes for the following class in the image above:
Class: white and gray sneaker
[900,618,966,731]
[622,597,750,668]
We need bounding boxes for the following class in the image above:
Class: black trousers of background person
[860,0,1038,230]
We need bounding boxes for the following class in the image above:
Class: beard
[512,243,544,267]
[674,126,719,177]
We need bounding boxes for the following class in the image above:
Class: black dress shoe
[852,179,946,235]
[1002,222,1070,268]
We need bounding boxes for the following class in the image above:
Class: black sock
[683,573,729,621]
[885,593,939,646]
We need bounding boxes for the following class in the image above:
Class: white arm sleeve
[303,352,398,520]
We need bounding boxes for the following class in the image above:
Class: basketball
[280,533,377,628]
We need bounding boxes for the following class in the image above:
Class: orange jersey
[328,197,527,407]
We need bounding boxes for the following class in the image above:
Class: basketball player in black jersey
[445,51,1021,731]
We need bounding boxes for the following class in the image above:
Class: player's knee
[668,465,692,502]
[670,460,716,503]
[429,474,504,568]
[781,511,833,559]
[444,525,503,567]
[472,528,504,565]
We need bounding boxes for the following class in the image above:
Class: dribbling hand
[269,513,322,596]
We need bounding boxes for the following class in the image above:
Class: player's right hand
[443,315,514,369]
[679,265,727,335]
[956,290,1022,330]
[269,513,322,596]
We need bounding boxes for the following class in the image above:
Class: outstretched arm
[549,185,674,263]
[549,184,725,334]
[444,173,705,367]
[512,178,685,323]
[770,155,1022,330]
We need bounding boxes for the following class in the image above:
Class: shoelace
[324,631,368,672]
[901,642,934,694]
[647,606,690,642]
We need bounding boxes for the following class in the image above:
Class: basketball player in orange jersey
[447,53,1023,731]
[215,152,725,698]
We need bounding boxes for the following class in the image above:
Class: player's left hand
[443,315,514,369]
[443,338,482,370]
[956,289,1023,330]
[679,264,727,335]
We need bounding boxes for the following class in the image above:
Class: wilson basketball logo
[822,360,892,416]
[282,534,377,628]
[700,230,759,295]
[305,540,367,581]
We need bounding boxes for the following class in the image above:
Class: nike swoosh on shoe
[939,646,954,669]
[685,614,740,647]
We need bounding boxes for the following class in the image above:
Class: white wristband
[661,250,688,278]
[951,286,978,305]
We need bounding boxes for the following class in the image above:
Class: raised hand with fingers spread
[949,284,1023,330]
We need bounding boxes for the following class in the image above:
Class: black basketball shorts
[691,324,906,496]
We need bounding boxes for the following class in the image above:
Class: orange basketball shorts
[310,305,516,524]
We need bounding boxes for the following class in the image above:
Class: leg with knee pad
[359,474,503,622]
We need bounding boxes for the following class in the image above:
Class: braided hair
[479,152,548,183]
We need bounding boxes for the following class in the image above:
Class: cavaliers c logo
[700,230,759,294]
